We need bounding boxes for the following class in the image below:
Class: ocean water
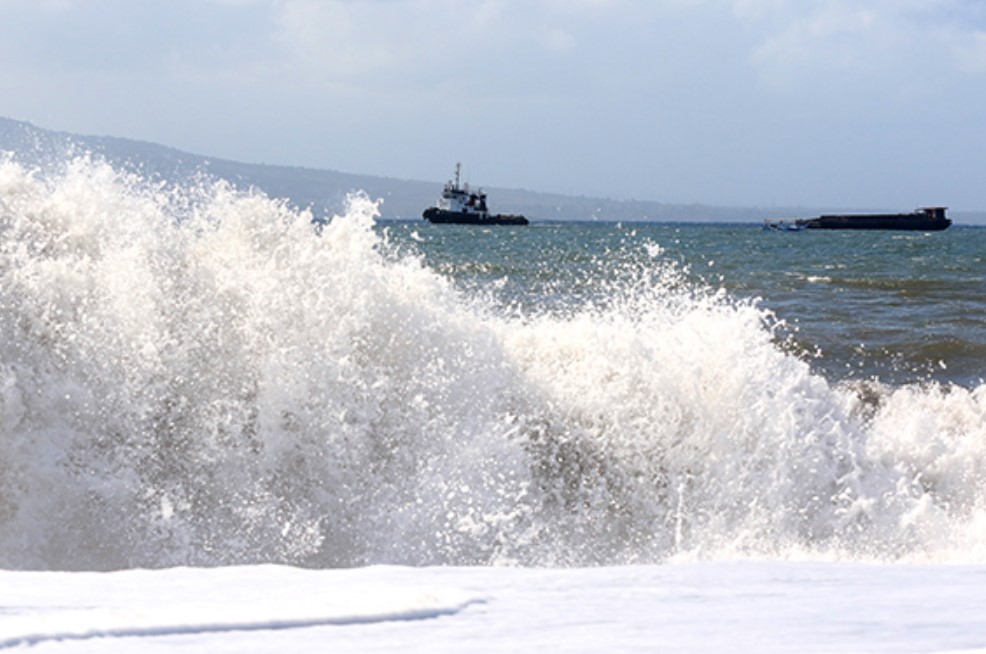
[1,155,985,573]
[387,220,986,388]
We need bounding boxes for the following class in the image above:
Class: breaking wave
[1,156,984,570]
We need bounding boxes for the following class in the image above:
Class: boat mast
[454,162,461,189]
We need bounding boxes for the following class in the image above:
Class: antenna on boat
[454,162,461,189]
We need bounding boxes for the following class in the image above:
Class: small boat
[763,219,806,232]
[423,163,528,226]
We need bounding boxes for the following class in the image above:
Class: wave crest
[1,156,985,569]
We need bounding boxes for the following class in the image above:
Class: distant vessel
[766,207,951,231]
[423,163,528,226]
[762,219,806,232]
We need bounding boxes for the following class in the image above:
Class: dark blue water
[383,221,986,388]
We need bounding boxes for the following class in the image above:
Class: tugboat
[422,163,528,225]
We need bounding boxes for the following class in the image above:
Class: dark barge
[798,207,951,231]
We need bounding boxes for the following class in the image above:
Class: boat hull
[798,208,951,231]
[763,220,806,231]
[423,208,529,226]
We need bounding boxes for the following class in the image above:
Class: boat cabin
[437,163,490,217]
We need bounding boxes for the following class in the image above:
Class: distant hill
[2,117,982,224]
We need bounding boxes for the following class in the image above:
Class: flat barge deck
[798,207,951,231]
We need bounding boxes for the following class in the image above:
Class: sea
[2,155,986,651]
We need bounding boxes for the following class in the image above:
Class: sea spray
[0,156,540,569]
[1,156,985,570]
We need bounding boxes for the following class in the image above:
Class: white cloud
[541,28,577,53]
[953,30,986,74]
[270,0,532,85]
[268,0,594,97]
[542,0,623,10]
[33,0,76,11]
[750,4,879,85]
[743,0,986,90]
[731,0,787,20]
[274,0,398,78]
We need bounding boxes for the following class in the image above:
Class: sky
[1,0,985,210]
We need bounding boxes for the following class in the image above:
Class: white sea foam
[0,565,480,648]
[1,156,984,570]
[4,563,986,653]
